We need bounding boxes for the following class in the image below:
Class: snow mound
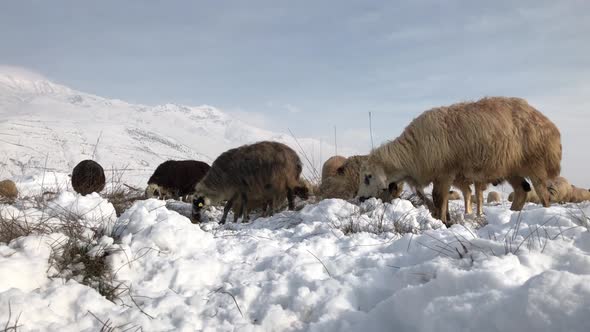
[1,195,590,331]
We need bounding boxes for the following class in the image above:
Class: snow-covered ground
[2,177,590,331]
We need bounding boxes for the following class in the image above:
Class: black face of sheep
[191,196,206,223]
[71,160,106,196]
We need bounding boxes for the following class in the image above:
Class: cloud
[0,65,48,81]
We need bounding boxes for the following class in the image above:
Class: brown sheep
[71,160,106,196]
[146,160,210,201]
[0,179,18,202]
[569,186,590,203]
[487,191,501,204]
[547,176,572,203]
[321,156,347,180]
[319,155,368,199]
[508,177,574,204]
[192,141,303,224]
[319,154,403,202]
[357,97,562,225]
[508,190,541,203]
[509,177,590,204]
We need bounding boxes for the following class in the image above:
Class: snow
[1,186,590,331]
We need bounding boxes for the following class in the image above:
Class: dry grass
[0,208,53,244]
[87,310,143,332]
[336,199,428,236]
[0,194,126,303]
[102,168,145,217]
[2,301,23,332]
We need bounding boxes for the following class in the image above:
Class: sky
[1,0,590,185]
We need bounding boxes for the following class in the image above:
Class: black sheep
[146,160,210,201]
[72,160,106,195]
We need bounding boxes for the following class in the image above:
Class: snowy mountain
[0,68,354,186]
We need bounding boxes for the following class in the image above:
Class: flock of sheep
[1,96,588,226]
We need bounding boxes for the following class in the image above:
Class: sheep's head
[293,184,310,201]
[192,181,218,222]
[191,195,211,223]
[356,161,388,202]
[145,183,161,198]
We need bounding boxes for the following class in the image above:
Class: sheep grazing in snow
[508,190,540,203]
[319,155,368,200]
[487,191,501,204]
[192,141,304,223]
[318,155,402,202]
[508,176,590,204]
[569,186,590,203]
[146,160,210,201]
[357,97,562,225]
[321,155,346,180]
[0,179,18,202]
[509,177,590,204]
[71,160,106,196]
[547,176,572,203]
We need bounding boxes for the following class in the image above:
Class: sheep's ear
[336,167,345,175]
[388,182,398,193]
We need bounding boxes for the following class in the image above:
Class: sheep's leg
[433,179,453,225]
[267,199,275,217]
[416,187,435,212]
[270,198,278,216]
[234,194,244,223]
[221,194,237,224]
[287,188,295,210]
[455,181,473,215]
[530,176,551,208]
[239,192,249,223]
[508,176,528,211]
[259,201,267,217]
[475,182,486,216]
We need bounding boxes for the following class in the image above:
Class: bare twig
[211,288,244,318]
[306,249,332,278]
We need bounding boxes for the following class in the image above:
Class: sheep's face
[145,183,161,198]
[191,195,211,222]
[357,162,388,202]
